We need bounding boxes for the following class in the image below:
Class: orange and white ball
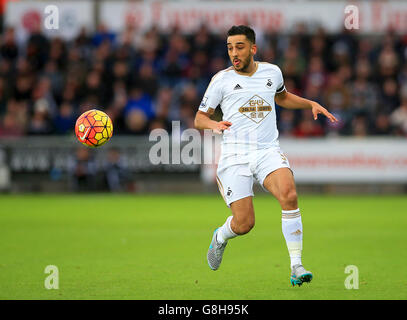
[75,109,113,147]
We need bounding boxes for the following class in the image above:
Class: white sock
[216,216,237,244]
[281,208,303,269]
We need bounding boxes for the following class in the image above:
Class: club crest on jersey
[266,79,273,88]
[238,95,272,123]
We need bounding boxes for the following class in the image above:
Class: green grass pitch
[0,193,406,300]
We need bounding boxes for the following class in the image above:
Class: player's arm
[194,110,232,134]
[275,90,338,123]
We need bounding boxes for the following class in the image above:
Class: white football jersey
[199,62,286,156]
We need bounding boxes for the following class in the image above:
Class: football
[75,109,113,147]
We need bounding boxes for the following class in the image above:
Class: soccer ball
[75,109,113,147]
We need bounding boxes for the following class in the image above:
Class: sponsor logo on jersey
[226,187,233,197]
[238,95,272,123]
[200,96,208,108]
[234,84,243,90]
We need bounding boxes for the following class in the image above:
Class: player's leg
[222,196,255,238]
[207,164,254,270]
[263,168,302,268]
[262,167,298,210]
[255,147,313,285]
[262,167,312,286]
[208,196,254,271]
[216,163,255,239]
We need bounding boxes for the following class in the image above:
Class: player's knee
[233,216,255,235]
[280,188,298,207]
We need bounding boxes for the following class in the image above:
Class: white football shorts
[216,147,291,207]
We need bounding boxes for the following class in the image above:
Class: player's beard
[234,54,253,73]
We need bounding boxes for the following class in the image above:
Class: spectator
[278,43,306,83]
[53,102,76,134]
[103,148,130,192]
[304,83,323,105]
[26,23,50,70]
[372,113,393,135]
[134,63,159,98]
[68,147,97,192]
[75,27,92,51]
[0,27,18,62]
[161,33,190,84]
[0,112,25,136]
[330,39,352,71]
[191,24,214,55]
[278,109,295,137]
[208,56,227,80]
[149,117,170,132]
[379,78,400,113]
[48,37,67,70]
[390,104,407,136]
[398,55,407,86]
[110,60,131,89]
[0,77,9,115]
[125,109,148,134]
[42,60,64,103]
[377,41,399,79]
[1,99,28,136]
[92,23,116,47]
[323,72,351,134]
[153,87,174,131]
[31,76,57,117]
[308,31,329,64]
[12,70,34,102]
[302,56,327,94]
[390,87,407,136]
[293,109,324,138]
[124,86,155,125]
[27,99,53,134]
[177,83,200,131]
[79,70,108,106]
[348,59,378,117]
[350,113,369,137]
[356,37,374,61]
[138,25,163,55]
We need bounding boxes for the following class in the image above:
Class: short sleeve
[275,66,286,93]
[198,73,223,114]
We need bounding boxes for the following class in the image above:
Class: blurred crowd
[0,23,407,138]
[68,147,132,192]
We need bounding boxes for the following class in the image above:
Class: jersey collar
[234,61,259,77]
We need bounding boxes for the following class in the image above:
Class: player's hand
[212,121,232,134]
[311,102,338,123]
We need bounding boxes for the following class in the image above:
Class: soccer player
[194,25,338,286]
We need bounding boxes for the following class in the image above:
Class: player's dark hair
[227,25,256,44]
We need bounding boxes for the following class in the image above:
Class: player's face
[226,35,257,72]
